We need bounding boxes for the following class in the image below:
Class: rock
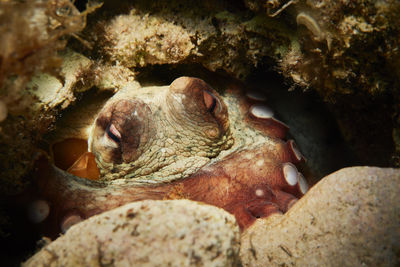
[240,167,400,266]
[26,50,93,110]
[24,199,240,267]
[97,3,294,80]
[102,12,195,68]
[0,50,95,195]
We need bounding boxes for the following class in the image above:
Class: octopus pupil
[203,91,218,114]
[106,125,121,143]
[208,98,217,113]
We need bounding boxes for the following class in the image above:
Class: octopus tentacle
[60,212,83,234]
[287,139,306,163]
[247,104,289,139]
[35,141,308,234]
[245,200,282,218]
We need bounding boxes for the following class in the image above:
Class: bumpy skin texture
[89,78,232,182]
[36,77,308,234]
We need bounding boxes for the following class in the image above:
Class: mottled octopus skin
[34,77,308,235]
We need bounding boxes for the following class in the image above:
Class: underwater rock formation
[0,0,101,194]
[23,200,240,266]
[240,167,400,266]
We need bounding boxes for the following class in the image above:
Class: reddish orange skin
[52,138,88,171]
[36,140,303,235]
[171,144,300,229]
[67,152,100,180]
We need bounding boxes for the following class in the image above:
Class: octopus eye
[106,123,121,143]
[203,90,218,114]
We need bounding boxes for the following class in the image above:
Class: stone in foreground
[24,199,240,267]
[240,167,400,266]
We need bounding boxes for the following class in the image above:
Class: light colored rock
[103,12,195,68]
[24,199,240,267]
[26,73,64,109]
[26,50,138,111]
[240,166,400,267]
[99,5,294,79]
[93,64,137,92]
[26,50,93,110]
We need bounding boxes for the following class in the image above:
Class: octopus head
[88,77,233,181]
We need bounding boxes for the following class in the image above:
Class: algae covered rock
[24,199,240,267]
[95,1,294,80]
[0,0,101,195]
[240,166,400,266]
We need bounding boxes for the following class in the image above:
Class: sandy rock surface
[26,50,92,110]
[240,166,400,266]
[24,199,240,267]
[98,3,294,80]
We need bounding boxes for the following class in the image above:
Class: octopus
[31,77,309,236]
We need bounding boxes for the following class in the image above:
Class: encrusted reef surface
[94,0,400,99]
